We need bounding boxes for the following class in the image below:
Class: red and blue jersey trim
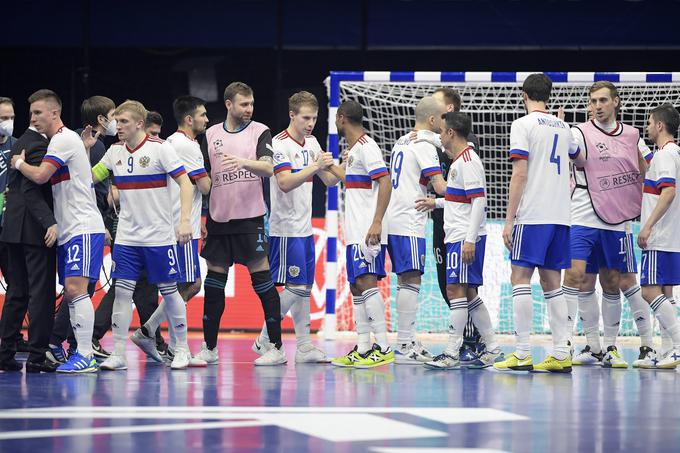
[115,173,167,190]
[168,166,187,178]
[445,187,469,203]
[346,174,373,189]
[187,168,208,182]
[368,167,388,180]
[466,187,486,198]
[657,177,676,189]
[43,155,65,168]
[50,166,70,185]
[509,149,529,161]
[273,162,292,174]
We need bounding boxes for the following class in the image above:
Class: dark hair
[145,111,163,128]
[224,81,253,102]
[337,100,363,125]
[441,111,471,138]
[433,87,462,111]
[173,96,206,125]
[651,103,680,137]
[28,89,62,108]
[81,96,115,127]
[522,73,552,102]
[0,97,15,109]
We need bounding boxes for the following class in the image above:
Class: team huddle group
[0,73,679,374]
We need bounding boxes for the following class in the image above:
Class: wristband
[435,198,445,209]
[15,159,24,171]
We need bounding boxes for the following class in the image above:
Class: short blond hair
[114,100,147,123]
[289,91,318,114]
[590,81,619,99]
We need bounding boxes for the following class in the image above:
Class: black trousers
[0,243,56,362]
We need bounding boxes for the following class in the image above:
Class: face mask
[0,119,14,137]
[103,119,117,137]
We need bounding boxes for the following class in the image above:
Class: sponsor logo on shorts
[71,264,80,271]
[288,265,300,278]
[169,268,177,275]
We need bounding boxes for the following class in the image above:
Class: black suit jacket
[0,128,56,246]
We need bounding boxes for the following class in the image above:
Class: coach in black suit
[0,126,59,372]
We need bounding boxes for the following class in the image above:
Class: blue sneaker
[459,344,478,365]
[47,344,67,364]
[57,352,98,373]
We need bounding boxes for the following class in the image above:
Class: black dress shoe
[26,359,59,373]
[0,358,23,371]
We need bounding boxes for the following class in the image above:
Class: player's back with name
[101,135,186,247]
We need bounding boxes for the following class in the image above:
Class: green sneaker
[492,352,533,371]
[354,344,394,369]
[331,346,364,367]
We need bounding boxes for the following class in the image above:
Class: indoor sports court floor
[0,333,678,453]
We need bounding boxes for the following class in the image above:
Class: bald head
[415,96,446,132]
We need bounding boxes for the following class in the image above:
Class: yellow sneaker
[532,355,572,373]
[354,344,394,369]
[493,352,533,371]
[331,346,364,367]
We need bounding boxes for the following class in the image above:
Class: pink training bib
[574,120,642,225]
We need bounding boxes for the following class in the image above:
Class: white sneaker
[295,343,329,363]
[171,348,191,370]
[411,339,434,362]
[423,352,460,370]
[100,354,128,371]
[189,354,208,368]
[254,345,287,366]
[632,346,657,369]
[572,345,603,366]
[656,348,680,369]
[394,343,423,365]
[468,347,504,369]
[194,342,219,365]
[251,336,274,356]
[130,329,164,363]
[602,345,629,369]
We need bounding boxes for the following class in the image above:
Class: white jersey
[100,135,186,247]
[444,147,487,243]
[641,141,680,252]
[570,121,651,232]
[167,131,207,240]
[269,130,321,237]
[344,134,389,245]
[43,127,104,244]
[509,111,578,226]
[386,131,441,238]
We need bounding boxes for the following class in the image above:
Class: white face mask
[0,119,14,137]
[103,118,117,137]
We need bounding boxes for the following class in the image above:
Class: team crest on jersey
[347,156,354,168]
[139,156,151,168]
[288,265,301,278]
[450,169,457,179]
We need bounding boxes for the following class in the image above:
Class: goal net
[324,71,680,336]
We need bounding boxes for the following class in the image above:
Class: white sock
[396,283,419,345]
[468,296,497,350]
[352,294,371,354]
[363,287,389,350]
[661,297,675,354]
[601,292,621,348]
[562,285,579,339]
[545,288,569,360]
[112,279,136,357]
[260,287,297,344]
[69,293,94,357]
[578,289,602,353]
[288,287,312,348]
[168,318,176,352]
[144,299,166,337]
[512,284,533,358]
[159,282,188,350]
[447,297,467,355]
[624,285,653,348]
[650,295,680,348]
